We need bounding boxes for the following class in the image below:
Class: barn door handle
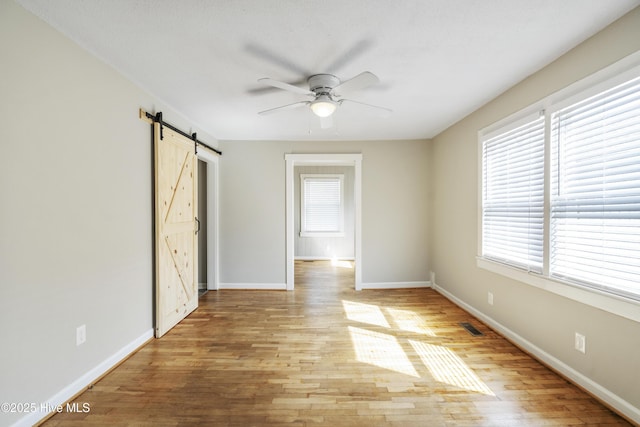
[195,217,201,235]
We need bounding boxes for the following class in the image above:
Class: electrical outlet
[488,292,494,306]
[574,332,586,354]
[76,325,86,346]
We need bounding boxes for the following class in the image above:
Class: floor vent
[460,322,483,336]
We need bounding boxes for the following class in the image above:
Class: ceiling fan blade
[248,77,307,95]
[245,42,310,76]
[339,99,392,118]
[332,71,380,96]
[258,101,310,115]
[258,78,314,96]
[325,39,374,74]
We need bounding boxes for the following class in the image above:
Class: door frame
[285,153,362,290]
[196,148,220,291]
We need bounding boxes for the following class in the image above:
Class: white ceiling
[16,0,640,141]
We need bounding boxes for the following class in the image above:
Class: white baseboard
[13,329,154,427]
[432,283,640,425]
[361,281,431,290]
[218,281,431,291]
[218,282,287,290]
[294,256,355,261]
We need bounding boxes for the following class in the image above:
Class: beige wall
[218,139,430,285]
[429,7,640,417]
[0,2,218,426]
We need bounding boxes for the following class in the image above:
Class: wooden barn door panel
[154,123,198,338]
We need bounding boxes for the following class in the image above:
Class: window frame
[481,112,546,273]
[548,76,640,300]
[300,173,345,238]
[477,53,640,323]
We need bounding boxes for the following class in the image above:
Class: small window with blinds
[482,116,545,272]
[550,76,640,300]
[300,174,344,237]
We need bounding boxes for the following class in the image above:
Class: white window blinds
[301,175,344,236]
[550,76,640,299]
[482,117,545,272]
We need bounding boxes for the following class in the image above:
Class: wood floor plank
[39,260,632,426]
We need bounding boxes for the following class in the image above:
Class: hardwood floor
[41,261,631,426]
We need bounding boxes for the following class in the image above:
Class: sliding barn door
[154,123,198,338]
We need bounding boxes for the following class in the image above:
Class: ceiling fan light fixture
[310,95,337,117]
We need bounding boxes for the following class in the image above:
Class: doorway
[285,154,362,290]
[196,148,220,292]
[197,160,208,296]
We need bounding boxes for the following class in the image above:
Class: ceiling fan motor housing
[308,74,340,96]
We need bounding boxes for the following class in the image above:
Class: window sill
[477,257,640,323]
[300,232,345,238]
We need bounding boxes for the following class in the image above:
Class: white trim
[477,257,640,323]
[476,130,483,259]
[480,109,544,141]
[285,153,363,291]
[14,329,153,427]
[548,58,640,114]
[218,282,287,290]
[286,156,295,290]
[432,283,640,425]
[299,232,345,238]
[360,281,431,290]
[195,145,220,162]
[294,256,355,261]
[354,157,362,291]
[197,149,219,291]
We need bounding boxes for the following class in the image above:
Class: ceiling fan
[257,72,391,120]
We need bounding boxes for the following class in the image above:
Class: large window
[550,76,640,298]
[482,116,545,272]
[481,71,640,301]
[300,174,344,237]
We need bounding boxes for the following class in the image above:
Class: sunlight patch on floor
[344,299,491,393]
[409,340,495,395]
[385,307,437,337]
[342,300,391,328]
[331,257,353,268]
[348,326,419,377]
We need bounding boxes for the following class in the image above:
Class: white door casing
[285,153,362,291]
